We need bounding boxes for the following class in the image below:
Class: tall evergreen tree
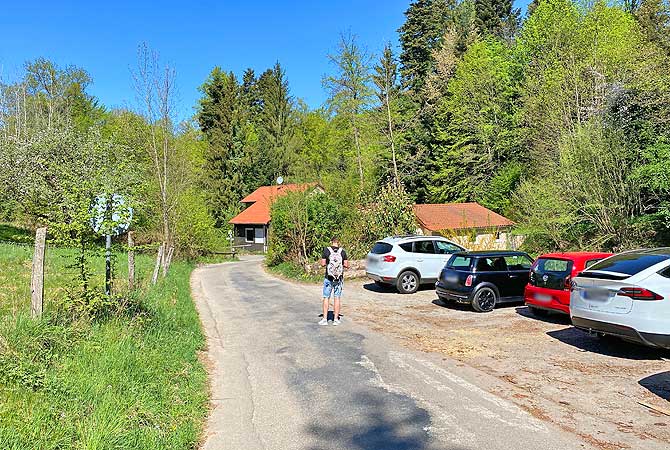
[197,68,243,226]
[257,62,295,182]
[398,0,456,92]
[474,0,520,39]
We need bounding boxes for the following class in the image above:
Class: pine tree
[197,68,244,226]
[398,0,456,92]
[474,0,520,39]
[257,62,294,182]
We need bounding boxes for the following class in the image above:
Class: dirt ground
[345,280,670,450]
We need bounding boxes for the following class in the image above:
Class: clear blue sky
[0,1,531,120]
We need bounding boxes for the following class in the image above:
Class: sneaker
[318,318,328,326]
[332,319,341,326]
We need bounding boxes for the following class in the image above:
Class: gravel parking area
[343,280,670,450]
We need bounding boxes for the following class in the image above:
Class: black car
[435,251,534,312]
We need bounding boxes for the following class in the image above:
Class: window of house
[245,228,255,243]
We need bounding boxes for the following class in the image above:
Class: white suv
[571,248,670,349]
[365,235,465,294]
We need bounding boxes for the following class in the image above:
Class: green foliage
[430,38,521,203]
[267,192,346,265]
[173,188,225,259]
[347,183,417,258]
[0,259,207,449]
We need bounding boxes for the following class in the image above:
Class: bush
[173,188,225,259]
[267,192,346,266]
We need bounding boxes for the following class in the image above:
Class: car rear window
[584,253,670,277]
[447,256,472,270]
[530,258,573,290]
[584,259,602,269]
[371,242,393,254]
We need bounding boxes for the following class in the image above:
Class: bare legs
[333,296,341,320]
[322,296,342,321]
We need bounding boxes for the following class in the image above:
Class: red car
[524,252,613,315]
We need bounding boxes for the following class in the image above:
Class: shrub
[267,192,346,266]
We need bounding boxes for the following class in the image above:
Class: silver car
[365,235,465,294]
[570,248,670,349]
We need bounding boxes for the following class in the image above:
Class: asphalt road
[192,257,591,450]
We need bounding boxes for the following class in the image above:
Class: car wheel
[471,287,497,312]
[528,306,549,317]
[397,271,419,294]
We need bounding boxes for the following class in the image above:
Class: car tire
[471,286,497,312]
[528,306,549,317]
[397,271,419,294]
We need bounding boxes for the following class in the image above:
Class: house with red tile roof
[413,203,519,250]
[229,183,322,252]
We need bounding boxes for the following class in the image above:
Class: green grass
[0,239,208,449]
[266,261,324,284]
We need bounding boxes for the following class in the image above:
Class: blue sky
[0,1,531,120]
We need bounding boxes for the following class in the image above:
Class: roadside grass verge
[0,241,208,449]
[265,261,323,284]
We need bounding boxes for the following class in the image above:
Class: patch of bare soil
[347,280,670,450]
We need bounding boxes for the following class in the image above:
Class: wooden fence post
[152,244,164,285]
[162,246,174,278]
[128,232,135,290]
[31,227,47,318]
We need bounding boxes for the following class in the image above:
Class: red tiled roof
[229,183,318,225]
[413,203,515,232]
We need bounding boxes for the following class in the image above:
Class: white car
[365,235,465,294]
[570,248,670,349]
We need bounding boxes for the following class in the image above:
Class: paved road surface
[192,257,591,450]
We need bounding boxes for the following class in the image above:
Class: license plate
[583,290,609,301]
[535,293,552,303]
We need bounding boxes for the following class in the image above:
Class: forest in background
[1,0,670,266]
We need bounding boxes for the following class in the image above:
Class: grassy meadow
[0,227,208,449]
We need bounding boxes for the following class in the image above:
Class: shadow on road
[515,306,572,325]
[305,391,468,450]
[546,327,670,360]
[639,371,670,401]
[362,282,435,294]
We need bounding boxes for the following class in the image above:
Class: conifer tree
[197,68,244,226]
[398,0,456,92]
[257,62,294,182]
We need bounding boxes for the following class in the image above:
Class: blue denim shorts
[323,278,343,298]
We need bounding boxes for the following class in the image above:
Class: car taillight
[563,276,572,291]
[465,275,473,287]
[617,287,663,301]
[382,255,396,263]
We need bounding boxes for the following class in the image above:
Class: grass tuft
[0,241,208,449]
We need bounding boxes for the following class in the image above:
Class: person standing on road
[319,237,349,326]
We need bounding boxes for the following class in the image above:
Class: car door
[412,240,439,281]
[504,255,534,299]
[476,257,510,296]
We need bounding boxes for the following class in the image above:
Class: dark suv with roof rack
[436,251,534,312]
